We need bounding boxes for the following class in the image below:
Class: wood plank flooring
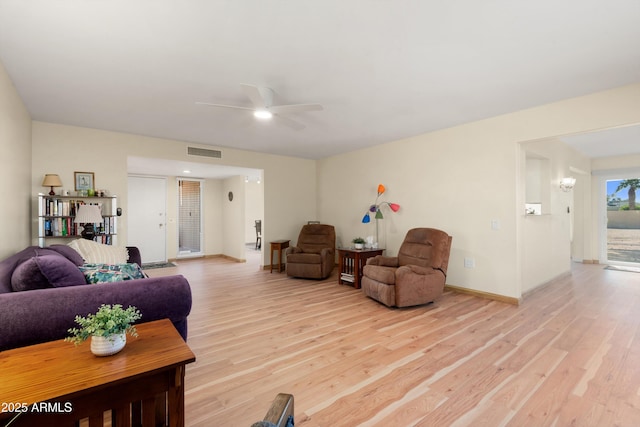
[146,257,640,426]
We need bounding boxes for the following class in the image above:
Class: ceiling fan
[196,84,323,130]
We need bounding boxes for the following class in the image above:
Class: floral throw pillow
[79,263,146,284]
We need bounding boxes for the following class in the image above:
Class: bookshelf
[37,193,118,247]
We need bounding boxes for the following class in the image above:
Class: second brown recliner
[361,228,452,307]
[286,224,336,279]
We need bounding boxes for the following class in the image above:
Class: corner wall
[519,138,591,293]
[0,61,31,258]
[318,84,640,299]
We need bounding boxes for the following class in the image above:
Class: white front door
[127,176,167,263]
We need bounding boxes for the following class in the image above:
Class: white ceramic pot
[90,333,126,356]
[354,243,364,249]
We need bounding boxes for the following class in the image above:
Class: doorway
[605,177,640,265]
[178,179,203,257]
[127,176,167,264]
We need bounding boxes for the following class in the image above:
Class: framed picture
[74,172,95,191]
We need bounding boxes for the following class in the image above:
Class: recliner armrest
[401,264,440,276]
[320,247,334,257]
[366,255,399,267]
[285,247,302,255]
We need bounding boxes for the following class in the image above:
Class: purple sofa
[0,245,192,351]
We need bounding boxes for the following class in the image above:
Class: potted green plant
[65,304,142,356]
[352,237,366,250]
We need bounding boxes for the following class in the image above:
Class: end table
[337,248,384,289]
[270,240,290,273]
[0,319,195,427]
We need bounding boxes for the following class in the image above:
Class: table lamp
[75,205,103,240]
[42,174,63,196]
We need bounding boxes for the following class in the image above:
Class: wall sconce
[560,177,576,192]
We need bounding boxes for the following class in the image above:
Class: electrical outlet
[464,257,475,268]
[491,219,501,230]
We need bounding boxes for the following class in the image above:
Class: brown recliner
[286,224,336,279]
[361,228,452,307]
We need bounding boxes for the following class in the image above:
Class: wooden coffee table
[0,318,196,427]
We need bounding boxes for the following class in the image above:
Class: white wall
[31,122,317,264]
[318,84,640,300]
[0,61,32,258]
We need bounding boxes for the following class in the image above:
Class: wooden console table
[0,318,196,427]
[338,248,384,289]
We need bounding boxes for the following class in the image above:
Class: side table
[270,239,290,273]
[0,319,195,427]
[337,248,384,289]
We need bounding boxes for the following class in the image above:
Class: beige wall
[519,138,591,293]
[202,178,224,256]
[0,61,32,259]
[318,84,640,299]
[245,180,264,244]
[5,72,638,299]
[222,175,246,261]
[31,122,317,265]
[592,153,640,171]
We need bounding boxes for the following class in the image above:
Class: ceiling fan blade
[240,84,273,109]
[195,102,254,111]
[269,104,323,115]
[274,114,306,130]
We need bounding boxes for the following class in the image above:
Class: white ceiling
[0,1,639,161]
[127,156,261,180]
[559,125,640,159]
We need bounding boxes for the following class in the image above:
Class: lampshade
[42,174,63,187]
[42,174,63,195]
[74,205,103,224]
[361,184,401,243]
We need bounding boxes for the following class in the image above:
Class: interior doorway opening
[178,179,203,257]
[606,177,640,265]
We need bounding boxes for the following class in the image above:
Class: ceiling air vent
[187,147,222,158]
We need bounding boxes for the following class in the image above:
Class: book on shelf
[340,273,355,282]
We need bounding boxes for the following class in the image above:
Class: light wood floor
[146,257,640,426]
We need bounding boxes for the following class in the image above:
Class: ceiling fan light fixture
[254,109,273,120]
